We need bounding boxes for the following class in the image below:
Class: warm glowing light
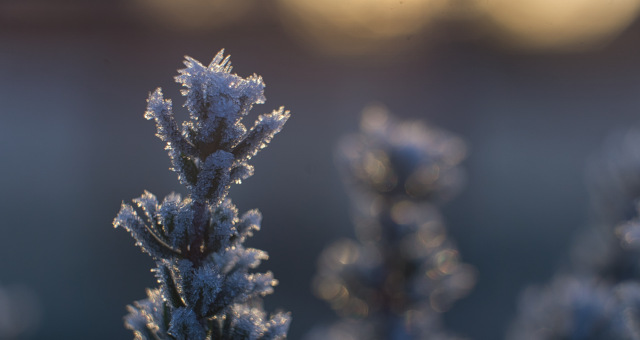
[338,298,370,318]
[477,0,640,50]
[336,242,361,265]
[128,0,253,30]
[331,286,351,309]
[315,277,344,301]
[363,152,391,185]
[417,222,445,249]
[435,249,459,274]
[405,165,440,197]
[321,240,361,270]
[276,0,448,55]
[391,200,416,225]
[360,104,390,134]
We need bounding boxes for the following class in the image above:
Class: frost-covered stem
[114,50,291,340]
[187,201,208,266]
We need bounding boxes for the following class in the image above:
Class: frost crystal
[114,50,290,340]
[309,105,475,339]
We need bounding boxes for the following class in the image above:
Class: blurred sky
[3,1,640,339]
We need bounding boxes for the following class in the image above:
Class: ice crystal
[115,50,290,340]
[310,105,475,339]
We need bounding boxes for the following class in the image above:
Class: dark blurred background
[2,0,640,339]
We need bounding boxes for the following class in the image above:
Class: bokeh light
[276,0,449,56]
[127,0,254,30]
[477,0,640,51]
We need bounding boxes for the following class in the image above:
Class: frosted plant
[507,276,613,340]
[587,129,640,227]
[609,281,640,339]
[506,261,640,339]
[618,208,640,250]
[507,273,640,340]
[308,105,475,340]
[575,129,640,279]
[508,129,640,340]
[114,50,291,340]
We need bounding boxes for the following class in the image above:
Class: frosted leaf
[133,190,159,226]
[233,107,291,162]
[228,305,291,340]
[236,210,262,241]
[226,246,269,270]
[157,193,191,250]
[165,149,197,188]
[168,259,196,305]
[212,245,268,275]
[223,120,250,150]
[114,203,174,259]
[145,89,178,142]
[125,289,170,340]
[246,272,277,297]
[231,163,255,184]
[192,265,224,316]
[153,263,185,309]
[168,307,206,340]
[207,199,239,252]
[158,193,181,235]
[145,88,194,158]
[217,271,277,305]
[216,271,251,307]
[241,249,269,269]
[193,150,234,201]
[124,305,155,340]
[262,312,292,340]
[230,305,267,339]
[172,200,195,250]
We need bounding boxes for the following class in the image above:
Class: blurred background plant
[506,129,640,339]
[306,105,475,339]
[4,0,640,338]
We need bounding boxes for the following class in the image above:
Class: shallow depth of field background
[2,1,640,339]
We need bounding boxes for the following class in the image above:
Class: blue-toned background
[2,1,640,338]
